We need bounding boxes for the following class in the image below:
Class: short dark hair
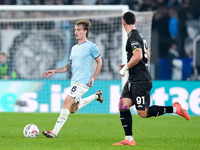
[123,12,136,25]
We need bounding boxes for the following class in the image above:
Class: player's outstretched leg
[173,102,190,120]
[78,90,104,110]
[113,139,136,145]
[95,90,104,103]
[42,130,57,138]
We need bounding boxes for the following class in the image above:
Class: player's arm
[119,50,142,77]
[55,60,72,73]
[119,39,143,77]
[43,60,72,78]
[127,50,143,68]
[88,55,102,87]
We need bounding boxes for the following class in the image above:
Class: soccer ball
[23,124,39,138]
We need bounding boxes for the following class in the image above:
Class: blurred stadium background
[0,0,200,116]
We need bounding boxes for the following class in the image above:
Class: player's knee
[137,111,147,118]
[118,105,129,112]
[62,100,69,108]
[118,98,130,111]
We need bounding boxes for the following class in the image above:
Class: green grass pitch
[0,112,199,150]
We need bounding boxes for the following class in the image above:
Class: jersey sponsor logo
[131,41,139,47]
[131,41,140,50]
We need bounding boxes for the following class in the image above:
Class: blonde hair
[75,19,91,37]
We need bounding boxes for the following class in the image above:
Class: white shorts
[67,82,89,103]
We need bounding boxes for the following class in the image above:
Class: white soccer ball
[23,124,39,138]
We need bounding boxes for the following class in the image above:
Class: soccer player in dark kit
[113,11,190,146]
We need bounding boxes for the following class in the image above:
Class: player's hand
[119,64,125,77]
[119,72,125,77]
[43,70,56,78]
[119,64,125,70]
[88,78,94,87]
[119,64,128,77]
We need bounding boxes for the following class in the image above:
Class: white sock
[78,94,98,110]
[52,108,69,136]
[173,106,177,113]
[125,135,134,141]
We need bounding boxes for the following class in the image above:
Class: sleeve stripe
[132,48,142,53]
[94,54,101,59]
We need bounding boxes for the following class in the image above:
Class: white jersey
[70,40,100,84]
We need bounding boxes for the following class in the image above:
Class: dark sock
[147,105,173,118]
[120,109,132,136]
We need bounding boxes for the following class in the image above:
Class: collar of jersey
[78,40,87,45]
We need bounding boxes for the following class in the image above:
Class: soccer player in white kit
[42,20,103,138]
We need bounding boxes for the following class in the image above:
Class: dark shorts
[120,81,152,110]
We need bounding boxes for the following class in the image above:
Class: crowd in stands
[0,0,199,56]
